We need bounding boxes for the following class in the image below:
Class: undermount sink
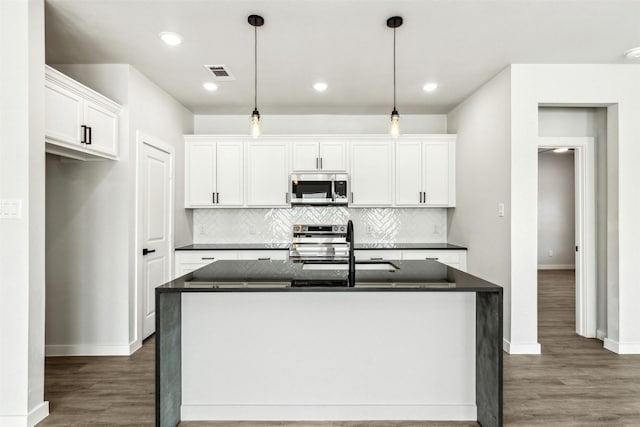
[302,262,398,272]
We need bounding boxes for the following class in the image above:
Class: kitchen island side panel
[181,292,476,421]
[156,291,181,427]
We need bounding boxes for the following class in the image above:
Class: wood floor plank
[38,270,640,426]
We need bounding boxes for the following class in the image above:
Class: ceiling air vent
[205,65,235,81]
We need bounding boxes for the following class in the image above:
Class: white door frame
[135,131,175,348]
[538,137,596,338]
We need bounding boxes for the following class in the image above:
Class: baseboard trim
[45,343,132,356]
[181,403,477,421]
[29,401,49,427]
[129,339,142,355]
[537,264,575,270]
[604,338,640,354]
[503,338,541,354]
[596,329,606,341]
[0,401,49,427]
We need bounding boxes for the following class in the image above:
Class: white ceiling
[45,0,640,115]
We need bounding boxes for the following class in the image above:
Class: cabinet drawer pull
[201,257,216,260]
[425,257,439,261]
[370,257,384,261]
[257,257,271,261]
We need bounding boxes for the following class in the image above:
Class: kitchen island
[156,259,502,427]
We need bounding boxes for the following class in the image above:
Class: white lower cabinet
[174,250,289,278]
[401,250,467,271]
[355,249,467,271]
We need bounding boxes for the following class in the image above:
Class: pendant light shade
[248,14,264,138]
[387,16,403,138]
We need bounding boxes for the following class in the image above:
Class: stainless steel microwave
[290,173,349,206]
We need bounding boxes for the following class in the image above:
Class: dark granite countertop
[175,243,467,251]
[158,259,499,293]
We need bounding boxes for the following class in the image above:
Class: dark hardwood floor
[38,270,640,426]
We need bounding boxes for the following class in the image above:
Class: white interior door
[141,140,172,339]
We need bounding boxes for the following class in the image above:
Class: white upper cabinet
[394,136,456,207]
[185,138,244,208]
[292,141,347,171]
[247,140,290,207]
[349,140,393,207]
[45,65,120,160]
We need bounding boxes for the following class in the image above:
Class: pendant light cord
[254,25,258,111]
[393,27,396,111]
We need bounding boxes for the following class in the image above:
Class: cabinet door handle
[142,248,156,256]
[216,192,219,204]
[316,157,319,169]
[81,125,87,144]
[212,192,215,204]
[350,192,354,203]
[423,192,427,203]
[201,257,216,260]
[87,126,92,145]
[419,192,422,203]
[320,157,323,169]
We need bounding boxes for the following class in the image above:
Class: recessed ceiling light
[159,32,183,46]
[423,83,438,92]
[553,147,569,153]
[624,47,640,59]
[203,82,218,92]
[313,82,328,92]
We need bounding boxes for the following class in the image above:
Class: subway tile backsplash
[193,207,446,244]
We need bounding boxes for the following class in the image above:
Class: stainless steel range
[289,224,349,261]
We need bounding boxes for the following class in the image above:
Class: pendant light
[248,14,264,138]
[387,16,403,138]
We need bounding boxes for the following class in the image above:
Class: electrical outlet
[198,225,205,235]
[548,249,553,257]
[498,203,505,217]
[249,224,257,235]
[433,224,441,234]
[366,225,373,235]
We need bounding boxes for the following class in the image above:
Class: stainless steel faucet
[346,220,355,287]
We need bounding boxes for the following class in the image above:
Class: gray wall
[537,151,575,268]
[446,68,513,343]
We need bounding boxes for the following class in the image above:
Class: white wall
[45,64,194,355]
[195,114,447,134]
[538,107,608,337]
[511,64,640,354]
[446,67,513,348]
[0,0,49,425]
[537,151,575,268]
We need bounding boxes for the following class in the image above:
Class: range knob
[340,226,345,232]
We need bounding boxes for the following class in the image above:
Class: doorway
[137,131,174,341]
[538,137,596,338]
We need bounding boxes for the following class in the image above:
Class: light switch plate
[0,199,22,219]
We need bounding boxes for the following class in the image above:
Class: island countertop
[157,259,500,293]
